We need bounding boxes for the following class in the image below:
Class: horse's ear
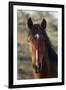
[27,18,33,29]
[41,19,47,29]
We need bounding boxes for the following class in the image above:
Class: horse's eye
[28,37,31,42]
[28,37,33,42]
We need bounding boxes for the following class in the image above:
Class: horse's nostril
[39,63,42,70]
[33,64,42,73]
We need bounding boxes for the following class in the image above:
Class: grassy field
[17,10,58,80]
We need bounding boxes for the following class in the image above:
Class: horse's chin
[35,69,41,73]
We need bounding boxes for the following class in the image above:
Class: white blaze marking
[35,34,39,39]
[35,34,42,70]
[36,49,39,67]
[35,34,39,67]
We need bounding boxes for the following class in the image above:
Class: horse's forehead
[34,24,41,31]
[28,24,43,39]
[33,25,42,34]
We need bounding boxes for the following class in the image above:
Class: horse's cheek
[28,44,36,64]
[28,43,32,55]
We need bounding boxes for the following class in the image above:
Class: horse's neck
[42,54,50,78]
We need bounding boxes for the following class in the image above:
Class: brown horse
[27,18,58,79]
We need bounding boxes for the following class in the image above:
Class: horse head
[27,18,47,73]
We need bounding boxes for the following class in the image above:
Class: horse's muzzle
[33,64,42,73]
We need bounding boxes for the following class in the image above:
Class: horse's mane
[34,24,57,61]
[41,27,57,61]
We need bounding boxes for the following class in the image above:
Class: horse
[27,18,58,79]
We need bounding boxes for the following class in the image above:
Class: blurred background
[17,10,58,80]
